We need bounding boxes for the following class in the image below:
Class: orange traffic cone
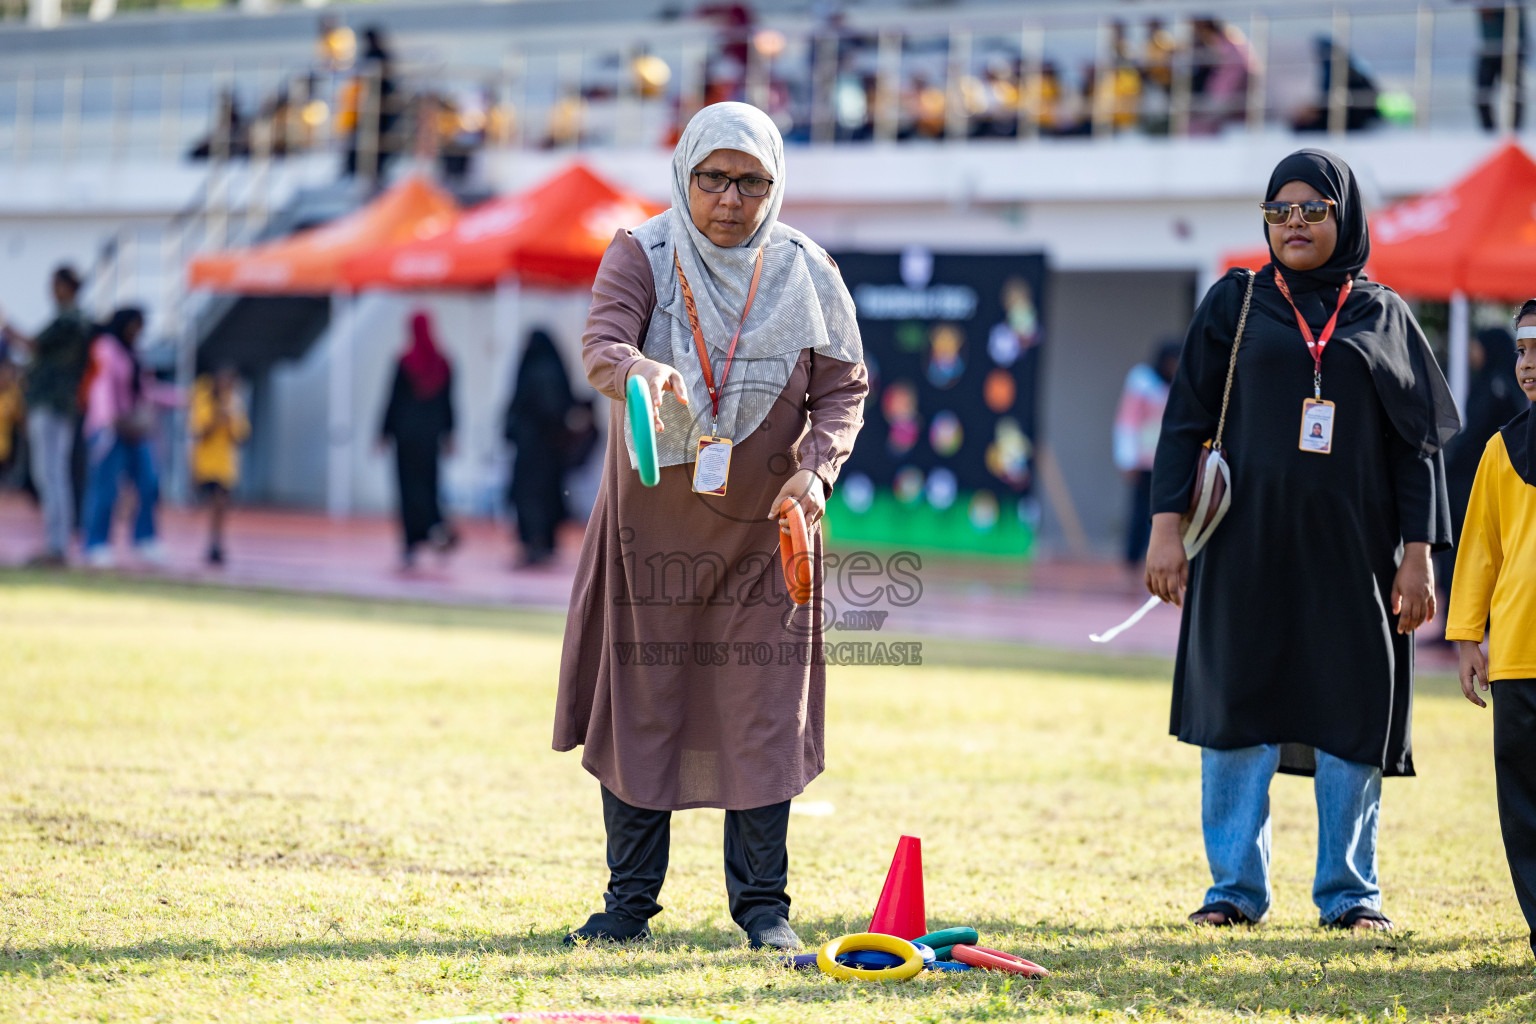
[867,834,926,939]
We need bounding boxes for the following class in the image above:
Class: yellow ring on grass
[816,932,924,982]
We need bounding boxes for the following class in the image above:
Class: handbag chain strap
[1212,269,1256,452]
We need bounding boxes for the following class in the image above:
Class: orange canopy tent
[1368,140,1536,301]
[341,162,664,290]
[187,176,458,294]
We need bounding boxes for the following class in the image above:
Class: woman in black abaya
[1146,150,1458,931]
[380,311,457,568]
[504,328,580,567]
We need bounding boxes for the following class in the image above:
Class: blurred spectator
[1189,17,1253,134]
[0,357,24,490]
[1476,4,1527,131]
[973,56,1022,138]
[2,266,91,567]
[1437,326,1528,612]
[899,71,946,139]
[344,26,401,179]
[1140,17,1180,134]
[1092,21,1144,133]
[503,329,590,568]
[316,15,357,72]
[81,308,166,569]
[1143,18,1178,93]
[379,311,458,570]
[190,367,249,567]
[698,2,755,106]
[189,88,250,161]
[1114,341,1180,569]
[1016,61,1066,136]
[1291,37,1382,133]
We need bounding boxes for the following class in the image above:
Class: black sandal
[1188,900,1254,926]
[1321,906,1394,931]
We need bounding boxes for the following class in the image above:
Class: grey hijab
[624,102,862,470]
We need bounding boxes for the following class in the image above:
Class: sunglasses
[1260,199,1336,225]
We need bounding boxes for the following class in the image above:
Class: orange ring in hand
[777,498,812,606]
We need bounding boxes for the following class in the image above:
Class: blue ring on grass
[837,942,937,970]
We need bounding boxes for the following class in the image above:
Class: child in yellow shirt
[189,368,249,566]
[1446,298,1536,963]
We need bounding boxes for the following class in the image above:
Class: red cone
[867,834,926,939]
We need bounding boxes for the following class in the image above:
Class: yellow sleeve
[1445,435,1507,642]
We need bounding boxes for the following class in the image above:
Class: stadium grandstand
[0,0,1524,554]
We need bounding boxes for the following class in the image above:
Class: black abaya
[1152,267,1452,776]
[504,331,577,560]
[1153,149,1457,778]
[381,363,454,549]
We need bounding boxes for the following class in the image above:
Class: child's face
[1517,316,1536,402]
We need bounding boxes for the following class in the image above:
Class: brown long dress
[553,231,868,812]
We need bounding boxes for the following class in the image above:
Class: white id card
[1299,399,1336,454]
[692,436,733,495]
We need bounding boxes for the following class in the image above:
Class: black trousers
[600,785,791,929]
[1494,680,1536,955]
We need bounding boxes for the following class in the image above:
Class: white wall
[333,286,595,518]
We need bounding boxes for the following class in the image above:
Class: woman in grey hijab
[552,102,867,950]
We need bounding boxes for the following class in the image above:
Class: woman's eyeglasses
[1260,199,1335,225]
[692,170,774,198]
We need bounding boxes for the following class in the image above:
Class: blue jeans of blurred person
[26,408,75,558]
[83,430,159,554]
[1201,744,1382,923]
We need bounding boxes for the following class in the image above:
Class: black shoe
[562,911,651,946]
[206,546,224,566]
[745,914,801,950]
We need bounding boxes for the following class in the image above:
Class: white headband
[1517,326,1536,340]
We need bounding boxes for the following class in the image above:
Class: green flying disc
[626,373,661,487]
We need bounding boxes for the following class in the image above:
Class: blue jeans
[83,430,158,551]
[1201,744,1382,922]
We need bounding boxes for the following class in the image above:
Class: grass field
[0,572,1531,1023]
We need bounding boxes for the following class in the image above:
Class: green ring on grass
[914,926,979,954]
[626,373,660,487]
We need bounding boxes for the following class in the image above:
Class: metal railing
[0,1,1527,168]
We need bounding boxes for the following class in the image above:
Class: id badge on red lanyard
[1273,268,1352,455]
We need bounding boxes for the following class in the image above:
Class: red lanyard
[674,248,764,430]
[1272,268,1353,399]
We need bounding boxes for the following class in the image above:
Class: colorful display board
[824,248,1047,556]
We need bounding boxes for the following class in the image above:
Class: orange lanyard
[674,248,764,431]
[1272,268,1353,399]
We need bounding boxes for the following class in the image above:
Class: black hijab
[1502,405,1536,486]
[1257,148,1460,455]
[1264,149,1370,293]
[100,307,145,399]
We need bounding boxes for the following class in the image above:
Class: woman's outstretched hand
[1390,542,1435,634]
[626,358,689,432]
[1144,512,1189,607]
[768,469,825,531]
